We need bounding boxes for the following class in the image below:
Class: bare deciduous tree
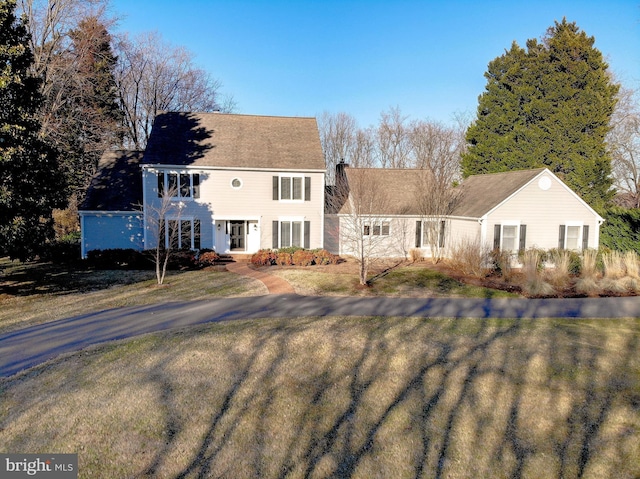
[327,167,394,285]
[144,185,184,285]
[408,120,465,261]
[377,106,412,168]
[609,85,640,207]
[115,32,234,149]
[318,111,357,185]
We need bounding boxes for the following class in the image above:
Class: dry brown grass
[521,250,554,297]
[546,249,572,290]
[1,317,638,479]
[576,249,601,296]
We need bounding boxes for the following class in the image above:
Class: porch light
[217,223,221,231]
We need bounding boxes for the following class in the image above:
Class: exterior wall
[486,173,601,251]
[142,166,325,253]
[336,216,418,259]
[445,218,482,253]
[81,213,144,258]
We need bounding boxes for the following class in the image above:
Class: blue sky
[110,0,640,128]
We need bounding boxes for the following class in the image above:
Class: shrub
[292,249,315,266]
[312,249,340,265]
[409,248,423,263]
[86,249,150,269]
[600,207,640,252]
[276,251,293,266]
[39,239,81,264]
[449,238,491,277]
[489,249,513,280]
[250,249,279,266]
[197,250,221,267]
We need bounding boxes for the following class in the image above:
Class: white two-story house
[80,112,326,257]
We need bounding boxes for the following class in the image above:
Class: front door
[230,221,245,250]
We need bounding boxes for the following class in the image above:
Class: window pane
[566,226,580,250]
[181,220,192,249]
[372,224,381,235]
[168,173,178,197]
[502,225,517,251]
[292,222,301,247]
[292,177,302,200]
[194,220,201,249]
[363,225,370,236]
[281,221,291,247]
[180,174,190,197]
[157,173,164,197]
[382,221,390,235]
[281,177,291,200]
[168,220,179,248]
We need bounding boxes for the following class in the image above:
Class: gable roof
[143,112,326,170]
[451,168,547,217]
[80,150,144,211]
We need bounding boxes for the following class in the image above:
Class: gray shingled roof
[143,112,326,170]
[336,168,424,215]
[332,167,547,218]
[451,168,546,217]
[80,150,144,211]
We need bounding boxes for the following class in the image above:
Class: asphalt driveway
[1,294,639,378]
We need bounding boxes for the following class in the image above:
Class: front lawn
[1,316,638,478]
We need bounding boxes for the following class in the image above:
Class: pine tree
[462,19,619,210]
[0,0,67,259]
[61,16,124,197]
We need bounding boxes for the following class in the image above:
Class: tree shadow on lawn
[133,317,640,479]
[0,260,155,298]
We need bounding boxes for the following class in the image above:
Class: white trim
[500,220,521,252]
[143,164,325,174]
[562,221,584,250]
[79,210,140,216]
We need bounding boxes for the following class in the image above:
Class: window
[272,220,310,248]
[417,220,446,248]
[559,224,588,250]
[157,171,200,199]
[161,218,201,249]
[493,223,526,252]
[273,176,311,201]
[363,220,390,236]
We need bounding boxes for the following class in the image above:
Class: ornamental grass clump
[575,249,601,296]
[545,249,572,291]
[521,249,554,297]
[620,250,640,293]
[601,251,628,294]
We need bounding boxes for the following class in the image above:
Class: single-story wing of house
[325,164,604,259]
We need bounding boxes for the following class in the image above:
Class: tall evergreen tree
[60,15,124,197]
[462,19,619,210]
[0,0,66,259]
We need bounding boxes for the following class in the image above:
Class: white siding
[486,174,601,251]
[142,167,325,252]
